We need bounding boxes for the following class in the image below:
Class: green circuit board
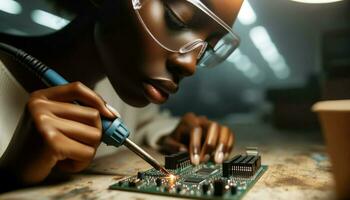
[110,152,267,200]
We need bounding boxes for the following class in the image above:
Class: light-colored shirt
[0,60,179,158]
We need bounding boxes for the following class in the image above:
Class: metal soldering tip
[123,138,170,176]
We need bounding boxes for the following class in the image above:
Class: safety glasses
[132,0,240,68]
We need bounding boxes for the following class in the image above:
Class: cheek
[94,22,151,106]
[131,8,170,77]
[95,27,139,79]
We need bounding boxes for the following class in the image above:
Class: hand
[0,82,117,185]
[158,113,235,165]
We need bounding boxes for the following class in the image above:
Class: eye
[164,4,188,31]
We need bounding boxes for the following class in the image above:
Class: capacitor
[156,178,162,187]
[213,180,224,196]
[137,172,145,180]
[176,186,182,193]
[128,181,136,187]
[231,185,237,195]
[202,183,210,194]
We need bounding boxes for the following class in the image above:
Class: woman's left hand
[157,113,235,165]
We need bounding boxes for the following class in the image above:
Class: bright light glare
[31,10,69,30]
[289,0,343,3]
[249,26,290,79]
[0,0,22,15]
[237,0,256,25]
[228,48,264,83]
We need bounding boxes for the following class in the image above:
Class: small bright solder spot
[166,174,178,186]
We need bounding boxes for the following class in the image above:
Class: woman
[0,0,243,190]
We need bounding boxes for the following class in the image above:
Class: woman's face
[94,0,243,107]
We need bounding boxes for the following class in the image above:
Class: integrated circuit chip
[195,168,217,176]
[222,155,261,177]
[110,149,267,200]
[183,177,205,184]
[165,151,190,169]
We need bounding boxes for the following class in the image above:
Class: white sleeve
[135,104,180,150]
[0,60,29,157]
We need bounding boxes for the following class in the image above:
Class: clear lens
[134,0,240,68]
[198,34,239,68]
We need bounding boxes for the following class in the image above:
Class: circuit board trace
[110,151,267,200]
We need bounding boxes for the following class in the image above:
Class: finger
[214,126,230,164]
[48,116,102,147]
[160,136,188,154]
[197,116,212,144]
[171,112,199,142]
[43,129,95,162]
[199,122,219,163]
[224,132,235,160]
[31,82,115,119]
[189,127,202,165]
[39,100,102,129]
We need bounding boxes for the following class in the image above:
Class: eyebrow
[167,1,227,36]
[168,1,211,29]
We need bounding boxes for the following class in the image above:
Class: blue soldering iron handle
[42,69,130,147]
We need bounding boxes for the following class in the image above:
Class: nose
[166,51,198,80]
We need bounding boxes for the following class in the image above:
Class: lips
[142,78,179,104]
[147,78,179,94]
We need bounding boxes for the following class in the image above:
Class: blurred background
[0,0,349,131]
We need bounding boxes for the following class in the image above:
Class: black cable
[0,42,49,79]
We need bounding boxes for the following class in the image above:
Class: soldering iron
[0,42,170,176]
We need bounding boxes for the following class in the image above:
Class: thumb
[94,93,120,119]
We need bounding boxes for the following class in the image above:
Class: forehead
[201,0,244,26]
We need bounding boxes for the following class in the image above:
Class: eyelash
[164,4,188,31]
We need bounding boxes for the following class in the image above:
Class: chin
[122,95,151,107]
[112,82,151,107]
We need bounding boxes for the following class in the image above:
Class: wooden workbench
[0,123,336,199]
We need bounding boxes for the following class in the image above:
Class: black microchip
[165,152,190,169]
[183,177,205,184]
[195,168,217,176]
[222,155,261,177]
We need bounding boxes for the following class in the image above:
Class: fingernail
[179,146,188,152]
[106,104,121,118]
[224,153,229,159]
[191,154,200,165]
[215,151,224,164]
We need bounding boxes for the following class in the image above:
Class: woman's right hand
[0,82,117,185]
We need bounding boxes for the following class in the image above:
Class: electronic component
[155,178,162,187]
[231,185,237,195]
[222,154,261,177]
[183,177,205,185]
[202,183,210,194]
[213,180,225,196]
[137,172,145,180]
[110,150,267,200]
[128,179,142,187]
[195,168,217,176]
[164,151,190,169]
[176,186,182,193]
